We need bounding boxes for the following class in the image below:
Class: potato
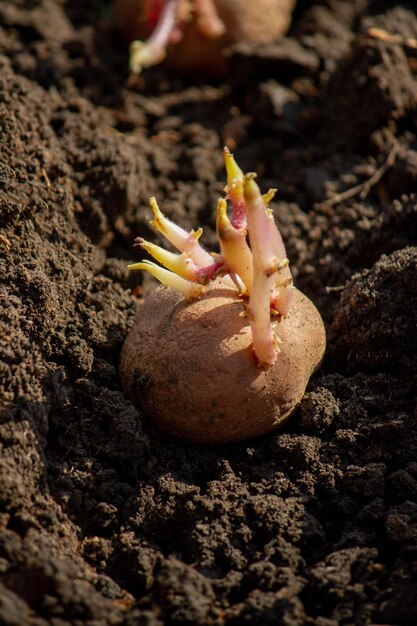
[120,277,325,444]
[120,149,326,444]
[114,0,297,76]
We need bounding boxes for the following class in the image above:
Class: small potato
[114,0,297,76]
[120,277,325,444]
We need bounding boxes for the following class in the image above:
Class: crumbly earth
[1,1,417,624]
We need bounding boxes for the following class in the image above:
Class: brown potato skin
[114,0,296,76]
[120,278,326,444]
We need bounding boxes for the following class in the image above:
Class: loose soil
[1,1,417,624]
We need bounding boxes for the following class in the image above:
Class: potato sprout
[130,149,294,366]
[120,149,325,443]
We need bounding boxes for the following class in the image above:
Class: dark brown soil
[1,1,417,624]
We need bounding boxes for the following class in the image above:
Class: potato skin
[114,0,296,76]
[120,277,326,444]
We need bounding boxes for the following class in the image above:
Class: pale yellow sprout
[129,260,204,300]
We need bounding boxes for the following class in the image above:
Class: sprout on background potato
[128,0,226,73]
[120,151,326,444]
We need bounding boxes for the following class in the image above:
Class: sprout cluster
[129,0,225,74]
[129,149,294,366]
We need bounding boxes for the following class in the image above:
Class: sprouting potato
[114,0,297,76]
[120,149,325,444]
